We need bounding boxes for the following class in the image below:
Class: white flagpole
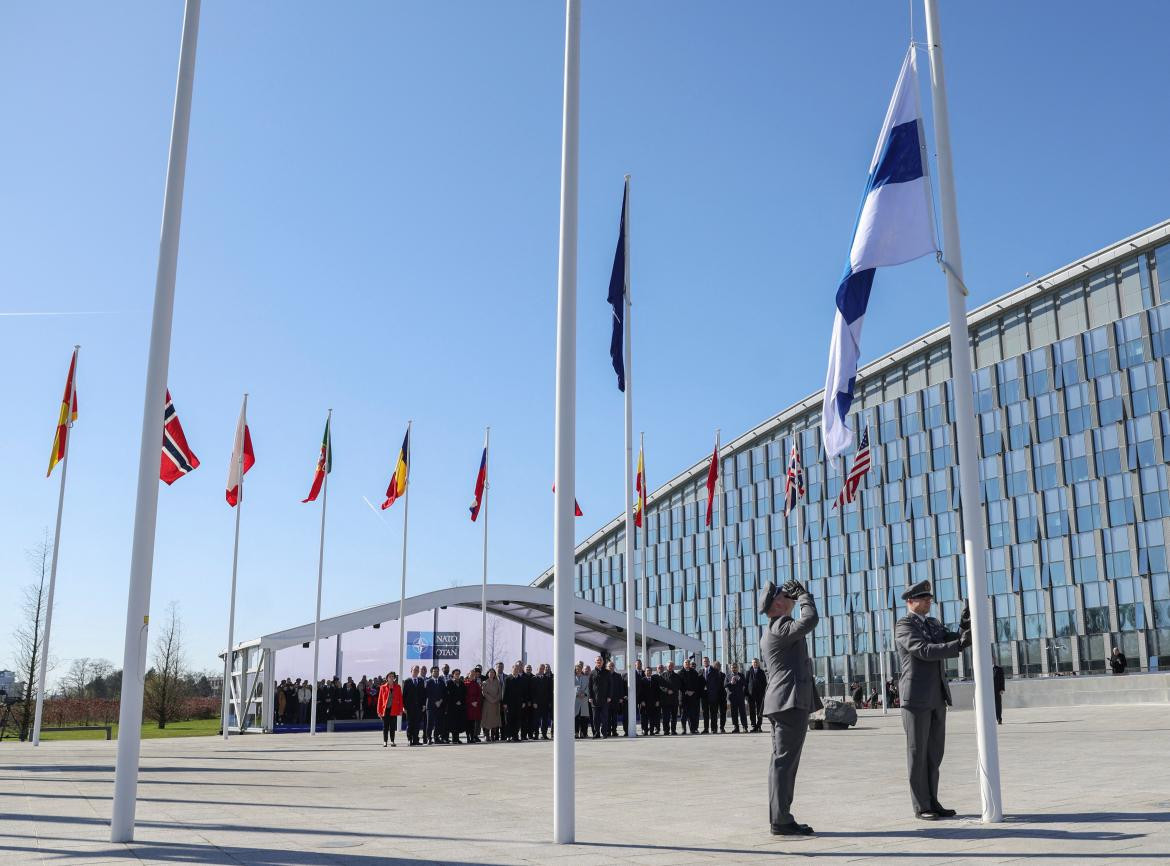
[552,0,580,844]
[481,426,490,668]
[863,414,888,715]
[621,175,637,738]
[111,0,200,842]
[309,409,332,737]
[717,430,729,667]
[398,420,413,678]
[639,431,648,666]
[32,346,79,747]
[221,392,247,740]
[923,0,1002,823]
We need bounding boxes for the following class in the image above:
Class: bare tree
[484,616,508,668]
[63,657,91,698]
[10,532,54,741]
[143,602,188,729]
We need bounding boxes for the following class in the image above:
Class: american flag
[833,426,871,509]
[783,443,805,517]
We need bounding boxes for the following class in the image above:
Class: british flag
[833,426,871,509]
[783,442,805,517]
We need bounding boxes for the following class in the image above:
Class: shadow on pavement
[0,841,507,866]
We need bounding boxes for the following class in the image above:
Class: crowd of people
[273,654,776,745]
[849,679,901,709]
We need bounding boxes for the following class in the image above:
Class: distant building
[534,219,1170,685]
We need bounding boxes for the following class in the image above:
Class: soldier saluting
[758,578,821,836]
[894,579,971,820]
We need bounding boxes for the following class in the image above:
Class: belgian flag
[381,427,410,510]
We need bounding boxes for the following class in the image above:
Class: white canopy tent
[226,583,702,732]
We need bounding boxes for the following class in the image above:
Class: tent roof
[241,583,703,657]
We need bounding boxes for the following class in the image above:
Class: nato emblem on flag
[821,49,937,459]
[406,631,433,660]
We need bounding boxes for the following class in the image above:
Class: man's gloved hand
[781,579,807,599]
[959,628,972,648]
[959,602,971,631]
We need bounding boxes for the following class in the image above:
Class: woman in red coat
[377,672,403,747]
[465,670,483,743]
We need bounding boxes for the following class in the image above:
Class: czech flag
[46,348,79,477]
[382,427,410,510]
[469,445,487,521]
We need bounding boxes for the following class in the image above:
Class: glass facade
[535,221,1170,691]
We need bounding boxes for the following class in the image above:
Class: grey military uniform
[760,592,822,827]
[894,612,964,815]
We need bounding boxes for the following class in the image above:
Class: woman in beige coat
[481,667,503,741]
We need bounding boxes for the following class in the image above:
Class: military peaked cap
[758,580,779,615]
[901,579,934,600]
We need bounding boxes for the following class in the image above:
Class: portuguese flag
[302,415,332,503]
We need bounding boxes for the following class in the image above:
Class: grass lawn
[2,717,221,743]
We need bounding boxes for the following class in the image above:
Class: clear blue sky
[3,1,1168,685]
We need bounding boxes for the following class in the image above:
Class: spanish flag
[47,348,79,477]
[634,446,646,529]
[381,427,410,510]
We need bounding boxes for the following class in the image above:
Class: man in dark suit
[759,578,821,836]
[423,666,445,745]
[745,658,767,733]
[403,665,425,745]
[707,661,728,732]
[726,662,748,733]
[587,656,611,738]
[535,664,554,739]
[659,662,679,734]
[699,656,713,733]
[992,663,1005,725]
[503,662,525,741]
[894,580,971,821]
[679,659,702,734]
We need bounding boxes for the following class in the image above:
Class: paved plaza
[3,704,1168,865]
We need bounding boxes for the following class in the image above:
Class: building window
[1073,481,1101,531]
[1072,532,1098,584]
[1035,392,1061,442]
[1042,488,1070,537]
[1005,449,1030,497]
[1103,526,1133,578]
[1095,372,1124,425]
[1052,584,1076,636]
[1116,313,1147,368]
[1064,381,1092,435]
[1028,297,1058,348]
[1093,426,1123,476]
[1061,433,1090,483]
[1015,494,1039,543]
[1083,326,1113,378]
[1043,538,1069,587]
[1007,402,1031,449]
[1082,582,1110,633]
[1105,474,1136,526]
[988,500,1010,548]
[1138,519,1167,575]
[1140,465,1170,520]
[1129,362,1160,417]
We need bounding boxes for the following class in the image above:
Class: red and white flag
[704,441,719,527]
[226,397,255,507]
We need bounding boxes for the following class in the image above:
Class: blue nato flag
[607,182,628,392]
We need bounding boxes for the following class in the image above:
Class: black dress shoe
[932,806,957,818]
[916,811,941,821]
[770,822,814,836]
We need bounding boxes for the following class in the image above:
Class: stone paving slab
[2,704,1168,864]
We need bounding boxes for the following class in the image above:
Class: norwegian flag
[783,442,805,517]
[833,426,872,509]
[161,390,200,485]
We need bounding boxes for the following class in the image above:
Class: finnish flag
[821,49,937,459]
